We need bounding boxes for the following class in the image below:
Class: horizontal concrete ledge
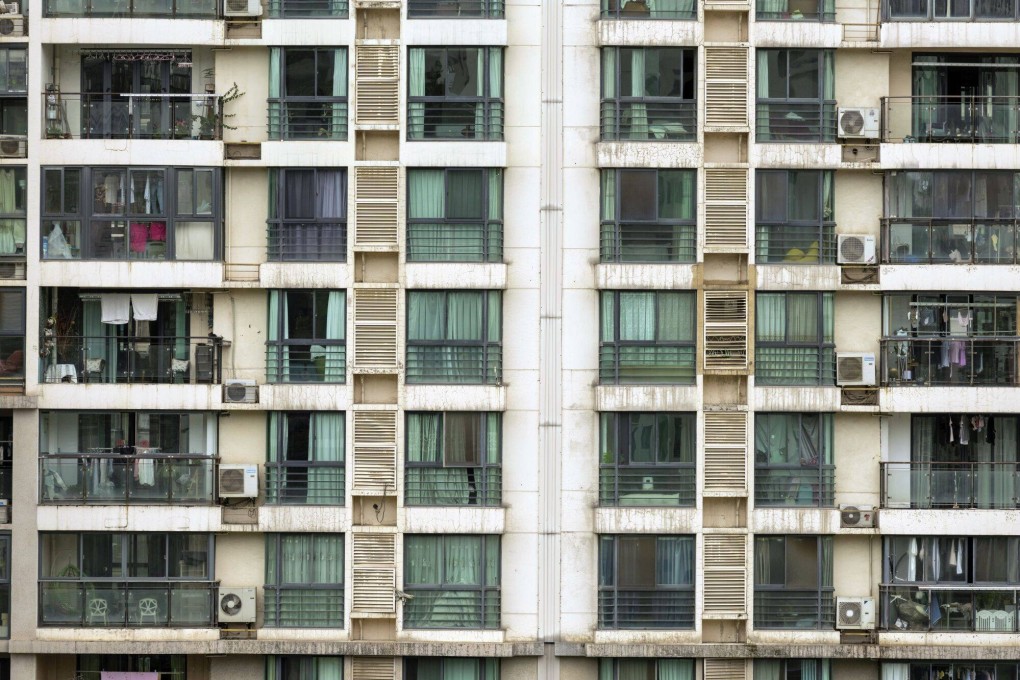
[582,643,1020,659]
[10,639,545,657]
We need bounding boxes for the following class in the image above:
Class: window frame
[266,0,349,18]
[598,534,696,629]
[600,168,697,263]
[755,49,836,143]
[0,534,8,639]
[405,290,502,385]
[755,170,835,264]
[754,291,835,386]
[598,411,697,507]
[405,167,503,263]
[753,534,834,630]
[268,47,349,141]
[404,411,502,507]
[267,167,348,262]
[599,659,697,680]
[404,658,499,680]
[264,533,345,629]
[265,411,346,506]
[407,47,504,141]
[599,290,697,385]
[266,289,347,384]
[600,47,697,141]
[884,0,1020,20]
[402,533,501,629]
[754,412,835,507]
[407,0,505,18]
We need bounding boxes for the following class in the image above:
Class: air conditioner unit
[838,107,880,139]
[0,3,20,14]
[217,586,256,624]
[218,464,258,499]
[0,136,24,158]
[223,378,257,404]
[836,352,876,387]
[840,504,877,528]
[838,234,877,265]
[223,0,261,16]
[836,596,877,630]
[0,15,24,38]
[0,262,24,279]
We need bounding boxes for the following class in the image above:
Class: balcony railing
[265,342,346,383]
[883,220,1020,265]
[881,461,1020,509]
[880,337,1020,387]
[600,100,697,141]
[263,586,344,627]
[405,344,502,384]
[599,344,696,385]
[41,454,216,505]
[756,0,835,20]
[405,466,502,506]
[267,100,348,140]
[46,94,223,140]
[267,223,347,262]
[882,584,1020,632]
[756,225,837,264]
[406,223,503,262]
[599,465,696,506]
[266,0,349,17]
[756,101,837,143]
[600,223,696,263]
[41,336,223,385]
[754,589,835,629]
[264,463,345,505]
[601,1,697,19]
[598,589,695,629]
[39,581,216,627]
[402,589,500,628]
[43,0,216,15]
[882,96,1020,143]
[407,101,504,140]
[755,465,835,507]
[754,346,836,386]
[407,0,504,17]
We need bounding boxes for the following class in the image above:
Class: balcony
[882,585,1020,632]
[402,589,500,628]
[263,586,344,627]
[407,101,504,141]
[40,454,216,505]
[756,101,837,143]
[883,220,1020,265]
[45,94,224,141]
[404,466,502,506]
[407,0,504,17]
[754,589,834,629]
[264,463,345,505]
[267,223,347,262]
[265,0,349,17]
[265,342,345,383]
[880,337,1019,387]
[600,0,697,19]
[405,345,502,385]
[41,336,223,385]
[600,223,696,263]
[598,589,695,629]
[406,223,503,263]
[882,461,1020,509]
[600,101,697,142]
[599,465,696,507]
[756,225,836,265]
[599,344,696,385]
[754,347,835,386]
[755,465,835,507]
[39,581,216,627]
[883,96,1020,144]
[43,0,217,16]
[267,101,347,141]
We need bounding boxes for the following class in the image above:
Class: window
[598,535,695,629]
[756,171,834,264]
[406,290,502,384]
[408,47,503,140]
[266,412,345,505]
[405,412,501,506]
[267,290,346,383]
[887,663,1020,680]
[600,0,697,19]
[599,659,695,680]
[268,168,347,261]
[0,534,8,639]
[885,171,1020,264]
[601,48,696,141]
[0,49,25,140]
[39,411,218,504]
[600,169,696,262]
[39,532,215,627]
[45,0,217,17]
[41,167,221,261]
[0,168,25,263]
[754,661,830,680]
[599,291,696,384]
[886,0,1019,19]
[755,292,834,385]
[754,413,834,507]
[405,658,499,680]
[269,48,348,140]
[408,0,504,17]
[599,412,695,506]
[267,0,347,17]
[0,415,10,506]
[406,168,503,262]
[403,534,500,628]
[77,656,187,679]
[264,534,344,628]
[0,289,23,385]
[757,0,834,19]
[756,50,835,142]
[268,657,344,680]
[753,535,833,629]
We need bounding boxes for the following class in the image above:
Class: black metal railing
[756,1,835,20]
[882,96,1020,143]
[755,465,835,507]
[600,223,696,263]
[880,337,1020,387]
[48,93,223,140]
[408,0,504,17]
[267,223,347,261]
[405,344,502,384]
[402,589,500,628]
[263,586,344,627]
[882,584,1020,632]
[43,0,216,16]
[42,336,222,385]
[264,463,344,505]
[600,100,697,141]
[598,589,695,629]
[407,101,504,140]
[756,225,837,264]
[406,222,503,262]
[266,0,348,17]
[882,220,1020,265]
[268,100,348,140]
[754,346,836,386]
[599,344,697,385]
[756,101,838,142]
[265,342,346,383]
[599,465,696,506]
[881,461,1020,509]
[405,466,502,506]
[39,581,216,627]
[40,454,216,505]
[754,589,834,629]
[601,1,697,18]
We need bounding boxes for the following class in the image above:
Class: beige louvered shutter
[352,409,397,495]
[703,533,747,616]
[704,46,748,128]
[703,410,747,495]
[703,291,748,371]
[354,287,398,369]
[352,533,395,614]
[352,658,395,680]
[704,166,748,252]
[704,659,748,680]
[354,166,399,249]
[355,45,399,126]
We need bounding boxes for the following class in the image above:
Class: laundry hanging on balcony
[99,293,130,324]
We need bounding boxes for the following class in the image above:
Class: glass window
[598,535,695,629]
[267,290,346,383]
[77,656,187,678]
[599,0,697,19]
[0,289,23,384]
[753,535,834,629]
[756,49,836,142]
[408,47,504,140]
[599,412,696,507]
[406,659,499,680]
[755,292,834,385]
[599,290,696,384]
[0,49,26,94]
[406,290,502,384]
[269,48,348,140]
[599,659,696,680]
[405,412,501,506]
[601,48,696,141]
[757,0,835,19]
[754,413,834,507]
[267,0,348,17]
[754,661,830,680]
[268,168,347,262]
[756,170,834,264]
[264,534,344,628]
[266,412,345,505]
[403,534,500,629]
[407,0,505,18]
[886,0,1018,19]
[0,534,8,638]
[267,657,345,680]
[600,169,696,262]
[406,168,502,262]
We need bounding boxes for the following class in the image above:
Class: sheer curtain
[620,292,655,341]
[268,291,290,380]
[759,0,788,18]
[754,661,782,680]
[331,49,347,137]
[325,291,345,378]
[649,0,695,17]
[275,534,343,584]
[628,49,648,140]
[911,417,934,508]
[659,660,694,680]
[757,51,772,140]
[484,48,502,137]
[0,170,20,255]
[408,170,446,260]
[409,49,426,139]
[656,536,693,584]
[883,665,909,680]
[269,49,282,138]
[310,413,344,502]
[603,49,618,135]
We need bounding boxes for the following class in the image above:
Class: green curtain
[657,292,693,342]
[601,170,616,223]
[446,659,479,680]
[448,293,482,340]
[325,290,345,378]
[787,294,819,342]
[620,292,655,341]
[332,49,348,137]
[486,291,501,343]
[628,49,648,139]
[656,536,693,585]
[408,170,449,260]
[406,535,442,583]
[407,412,469,505]
[822,51,835,100]
[271,534,343,584]
[602,49,618,134]
[600,291,616,342]
[649,0,695,17]
[409,49,426,139]
[754,661,782,680]
[484,48,503,137]
[408,292,445,340]
[821,536,833,588]
[0,170,20,255]
[445,536,482,584]
[757,51,772,140]
[759,0,788,17]
[269,48,282,138]
[756,294,786,341]
[599,660,615,680]
[310,413,344,502]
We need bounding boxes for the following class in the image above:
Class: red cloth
[129,222,149,253]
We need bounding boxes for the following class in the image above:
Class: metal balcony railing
[600,100,697,141]
[406,222,503,262]
[263,586,344,627]
[880,337,1020,387]
[881,461,1020,509]
[267,223,347,262]
[266,0,348,17]
[754,346,836,386]
[40,455,216,505]
[264,463,345,505]
[598,589,695,629]
[267,100,348,140]
[599,344,696,385]
[404,466,502,506]
[755,224,837,264]
[882,96,1020,143]
[47,94,223,140]
[407,101,504,140]
[882,584,1020,632]
[407,0,504,17]
[601,1,697,18]
[599,465,696,506]
[41,336,222,385]
[43,0,216,15]
[882,220,1020,265]
[405,344,502,384]
[39,581,216,627]
[756,101,837,142]
[403,589,501,628]
[600,223,696,263]
[755,465,835,507]
[754,589,834,629]
[265,342,346,383]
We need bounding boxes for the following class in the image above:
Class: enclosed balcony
[47,93,224,140]
[43,0,216,17]
[884,96,1020,143]
[883,220,1020,264]
[407,0,504,18]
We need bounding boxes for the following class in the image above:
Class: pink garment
[950,340,967,366]
[148,222,167,241]
[101,673,158,680]
[129,222,149,253]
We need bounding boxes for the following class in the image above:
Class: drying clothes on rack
[134,458,155,486]
[960,415,970,446]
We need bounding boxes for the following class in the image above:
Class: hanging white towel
[131,293,159,321]
[100,294,130,325]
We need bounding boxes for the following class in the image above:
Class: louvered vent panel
[704,291,748,371]
[352,410,397,494]
[352,534,395,613]
[352,658,395,680]
[703,534,747,615]
[703,411,747,494]
[354,167,399,248]
[704,167,748,251]
[354,288,398,368]
[355,45,399,125]
[353,533,395,565]
[704,659,748,680]
[705,47,748,127]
